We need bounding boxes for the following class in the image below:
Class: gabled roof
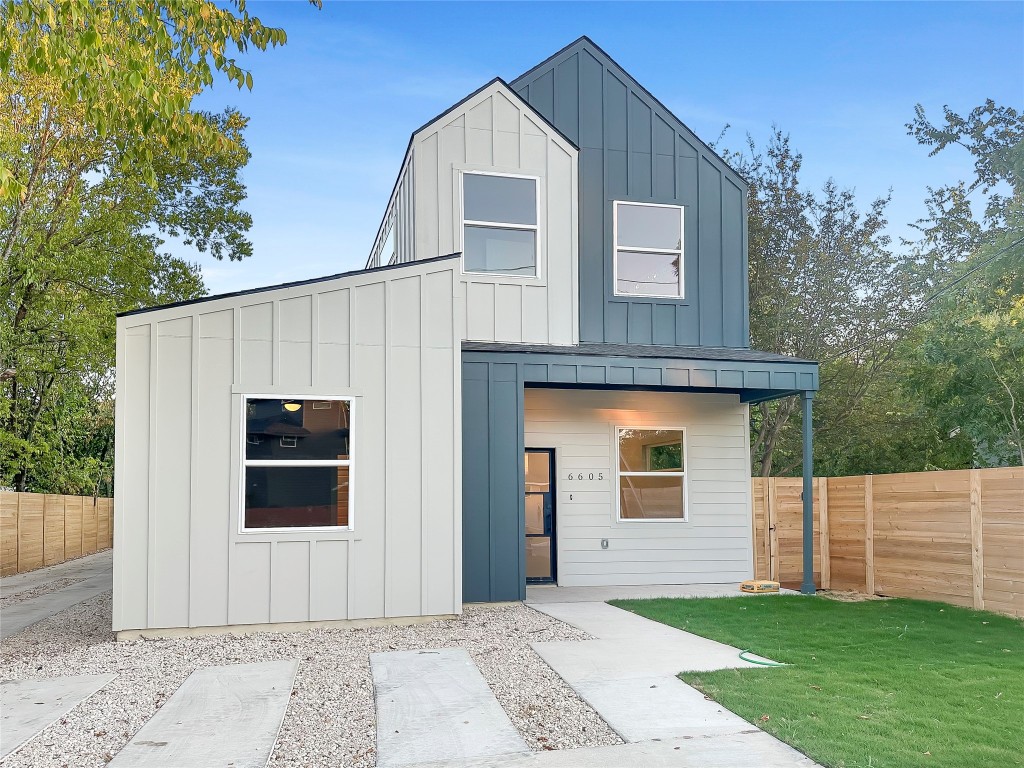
[409,76,579,151]
[510,35,747,190]
[366,76,579,268]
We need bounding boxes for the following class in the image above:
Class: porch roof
[462,341,817,403]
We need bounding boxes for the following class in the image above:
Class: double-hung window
[241,397,353,531]
[616,427,687,521]
[462,172,539,277]
[614,202,684,297]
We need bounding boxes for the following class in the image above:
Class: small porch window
[241,396,353,532]
[613,202,684,298]
[616,427,687,521]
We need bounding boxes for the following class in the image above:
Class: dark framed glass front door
[525,449,556,583]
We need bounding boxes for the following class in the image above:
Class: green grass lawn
[609,595,1023,768]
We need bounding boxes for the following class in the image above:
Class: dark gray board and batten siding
[462,361,527,603]
[510,38,749,349]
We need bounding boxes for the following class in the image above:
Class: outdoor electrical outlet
[601,539,609,549]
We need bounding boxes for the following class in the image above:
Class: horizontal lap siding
[524,389,753,586]
[114,262,460,631]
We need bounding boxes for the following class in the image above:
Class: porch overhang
[462,341,818,401]
[461,341,820,599]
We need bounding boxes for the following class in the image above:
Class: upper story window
[381,223,397,266]
[462,172,539,277]
[614,202,684,298]
[242,396,353,532]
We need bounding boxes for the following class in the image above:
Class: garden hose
[739,650,787,666]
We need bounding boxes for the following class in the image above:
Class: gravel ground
[0,577,85,607]
[0,591,622,767]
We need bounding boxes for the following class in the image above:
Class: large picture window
[241,397,352,531]
[462,172,539,277]
[616,427,686,521]
[613,202,684,297]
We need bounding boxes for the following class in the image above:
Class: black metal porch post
[801,391,816,595]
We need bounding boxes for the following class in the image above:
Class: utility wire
[823,233,1024,363]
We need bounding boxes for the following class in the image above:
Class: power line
[824,233,1024,363]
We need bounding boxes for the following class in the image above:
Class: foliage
[0,43,252,492]
[901,102,1024,467]
[722,130,923,476]
[613,596,1024,768]
[0,0,319,198]
[736,100,1023,476]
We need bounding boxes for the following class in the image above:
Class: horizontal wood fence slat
[0,492,113,577]
[753,467,1024,618]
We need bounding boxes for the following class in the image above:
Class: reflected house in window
[113,37,819,636]
[243,398,351,530]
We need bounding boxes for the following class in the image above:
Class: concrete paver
[0,674,116,759]
[107,660,297,768]
[371,648,529,768]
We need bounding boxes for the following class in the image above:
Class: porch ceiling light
[283,401,302,412]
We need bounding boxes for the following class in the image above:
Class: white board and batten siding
[113,259,462,632]
[411,80,579,346]
[524,389,754,586]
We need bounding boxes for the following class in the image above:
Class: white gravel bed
[0,591,622,767]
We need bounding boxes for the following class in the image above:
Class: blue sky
[189,1,1024,294]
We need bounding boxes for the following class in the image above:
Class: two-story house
[113,38,818,636]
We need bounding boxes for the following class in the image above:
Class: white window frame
[381,221,397,266]
[460,170,542,280]
[239,394,355,534]
[615,425,688,523]
[612,201,685,299]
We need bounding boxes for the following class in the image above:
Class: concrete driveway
[0,550,112,639]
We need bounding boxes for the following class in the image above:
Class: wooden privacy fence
[753,467,1024,618]
[0,492,113,577]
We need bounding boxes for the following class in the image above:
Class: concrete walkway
[1,551,112,639]
[108,660,297,768]
[525,583,795,604]
[528,600,818,767]
[371,648,529,767]
[1,673,116,759]
[397,734,817,768]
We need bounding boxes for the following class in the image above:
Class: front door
[525,449,556,583]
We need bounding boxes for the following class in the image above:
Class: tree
[0,0,319,199]
[0,44,251,492]
[722,129,922,476]
[901,101,1024,467]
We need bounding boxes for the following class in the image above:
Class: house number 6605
[568,472,604,481]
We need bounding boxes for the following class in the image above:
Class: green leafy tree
[0,0,319,198]
[901,101,1024,467]
[722,129,923,476]
[0,44,251,492]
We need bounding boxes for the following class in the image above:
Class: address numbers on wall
[566,472,604,481]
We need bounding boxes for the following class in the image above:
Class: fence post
[970,469,985,610]
[767,477,779,582]
[819,477,830,590]
[864,474,875,595]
